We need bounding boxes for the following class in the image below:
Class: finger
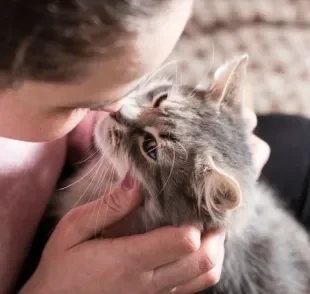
[250,135,271,179]
[123,226,201,271]
[243,107,257,132]
[51,174,140,249]
[174,244,225,294]
[151,230,225,292]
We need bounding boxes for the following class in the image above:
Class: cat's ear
[203,159,242,212]
[209,54,248,110]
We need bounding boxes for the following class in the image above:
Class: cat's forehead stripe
[121,103,141,120]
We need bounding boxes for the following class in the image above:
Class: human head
[0,0,193,141]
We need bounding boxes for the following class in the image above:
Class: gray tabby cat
[51,55,310,293]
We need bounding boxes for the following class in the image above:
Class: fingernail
[121,172,134,190]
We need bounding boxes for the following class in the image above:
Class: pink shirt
[0,112,99,293]
[0,138,66,293]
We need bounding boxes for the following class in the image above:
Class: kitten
[51,55,310,293]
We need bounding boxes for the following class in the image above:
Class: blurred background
[169,0,310,117]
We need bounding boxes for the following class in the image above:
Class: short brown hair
[0,0,169,87]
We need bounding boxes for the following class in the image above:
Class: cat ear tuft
[203,159,242,212]
[209,54,248,110]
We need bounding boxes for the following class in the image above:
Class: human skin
[0,0,270,293]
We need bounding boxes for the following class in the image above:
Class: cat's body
[50,56,310,293]
[208,183,310,294]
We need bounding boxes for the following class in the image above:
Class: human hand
[19,179,226,294]
[243,107,270,179]
[25,103,259,294]
[242,83,270,178]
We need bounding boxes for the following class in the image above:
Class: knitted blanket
[169,0,310,116]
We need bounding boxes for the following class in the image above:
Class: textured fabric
[169,0,310,116]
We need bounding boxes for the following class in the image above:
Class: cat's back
[205,183,310,294]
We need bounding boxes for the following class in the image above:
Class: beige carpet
[169,0,310,117]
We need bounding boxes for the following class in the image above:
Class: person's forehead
[55,54,170,109]
[24,0,192,110]
[34,52,146,109]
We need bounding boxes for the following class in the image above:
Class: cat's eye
[153,93,168,108]
[142,133,158,160]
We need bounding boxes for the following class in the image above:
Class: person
[0,1,273,293]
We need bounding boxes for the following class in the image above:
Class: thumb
[250,134,270,179]
[51,173,140,249]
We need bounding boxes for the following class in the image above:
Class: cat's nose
[110,110,121,123]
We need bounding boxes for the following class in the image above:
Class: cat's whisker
[58,153,107,190]
[100,167,116,233]
[94,162,115,238]
[88,152,112,201]
[60,156,108,234]
[187,52,214,97]
[71,145,112,214]
[175,141,188,161]
[136,59,184,94]
[187,81,203,100]
[157,144,175,197]
[72,155,107,212]
[148,142,163,154]
[173,62,181,88]
[205,40,215,78]
[87,158,112,221]
[80,153,113,231]
[193,41,215,93]
[74,147,101,165]
[87,147,113,203]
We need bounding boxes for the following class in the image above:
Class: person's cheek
[43,108,89,141]
[24,108,90,142]
[67,111,109,164]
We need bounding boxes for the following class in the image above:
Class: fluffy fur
[50,55,310,293]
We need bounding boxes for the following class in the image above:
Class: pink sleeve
[0,137,66,293]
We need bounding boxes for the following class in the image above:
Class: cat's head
[95,55,255,230]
